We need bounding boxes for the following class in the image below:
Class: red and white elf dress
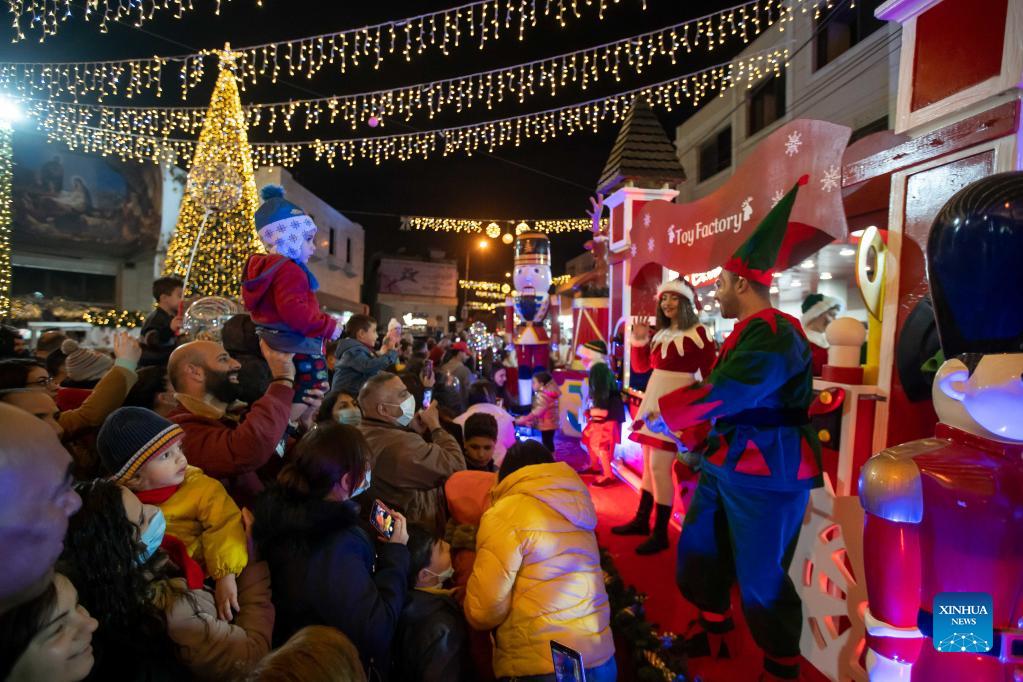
[630,324,717,452]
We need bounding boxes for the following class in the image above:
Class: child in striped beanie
[97,406,248,621]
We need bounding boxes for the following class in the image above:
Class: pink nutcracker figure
[242,185,341,401]
[513,232,553,405]
[860,171,1023,682]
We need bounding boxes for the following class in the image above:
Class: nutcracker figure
[513,232,553,405]
[860,171,1023,682]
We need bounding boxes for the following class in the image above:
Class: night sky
[2,0,748,280]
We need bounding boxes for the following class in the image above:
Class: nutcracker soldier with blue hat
[242,185,342,401]
[647,175,822,682]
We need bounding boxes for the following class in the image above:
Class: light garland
[460,279,505,291]
[406,216,602,234]
[81,308,147,328]
[8,296,146,327]
[13,0,796,131]
[22,48,789,168]
[473,290,507,300]
[0,0,653,100]
[0,122,11,319]
[551,274,572,286]
[162,58,263,298]
[466,300,500,312]
[7,0,261,43]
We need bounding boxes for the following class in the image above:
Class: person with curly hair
[59,479,274,681]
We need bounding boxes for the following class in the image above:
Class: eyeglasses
[27,376,54,387]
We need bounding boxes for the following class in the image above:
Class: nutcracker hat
[576,339,609,362]
[656,278,696,305]
[801,293,841,327]
[254,185,317,260]
[722,174,808,286]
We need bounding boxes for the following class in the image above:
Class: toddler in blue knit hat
[242,185,342,402]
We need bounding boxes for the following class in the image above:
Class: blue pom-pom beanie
[254,184,317,259]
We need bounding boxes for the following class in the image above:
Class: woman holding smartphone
[252,423,410,679]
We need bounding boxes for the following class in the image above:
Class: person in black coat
[393,525,472,682]
[252,422,411,678]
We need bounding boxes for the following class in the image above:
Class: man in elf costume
[800,293,841,376]
[648,175,823,682]
[577,340,625,487]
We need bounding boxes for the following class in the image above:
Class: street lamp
[0,96,20,320]
[463,239,490,321]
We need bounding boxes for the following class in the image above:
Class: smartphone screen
[550,641,586,682]
[370,499,395,539]
[422,388,433,408]
[423,359,434,382]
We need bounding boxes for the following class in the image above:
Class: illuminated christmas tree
[164,48,262,299]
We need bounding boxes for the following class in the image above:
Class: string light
[460,279,505,292]
[466,300,500,312]
[10,0,795,131]
[22,48,788,169]
[0,0,658,99]
[7,0,262,43]
[406,216,602,234]
[551,274,572,286]
[0,121,11,319]
[81,308,147,327]
[473,290,507,300]
[162,53,263,298]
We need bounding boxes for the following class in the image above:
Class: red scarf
[136,485,206,590]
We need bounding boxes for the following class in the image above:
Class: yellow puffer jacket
[160,466,248,579]
[464,461,613,678]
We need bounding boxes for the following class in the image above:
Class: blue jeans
[498,656,617,682]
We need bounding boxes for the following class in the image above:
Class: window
[346,237,352,264]
[815,0,886,70]
[698,127,732,182]
[850,115,889,143]
[329,227,336,256]
[748,72,786,136]
[12,266,116,305]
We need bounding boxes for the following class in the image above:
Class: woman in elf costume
[612,279,716,555]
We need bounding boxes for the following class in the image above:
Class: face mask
[351,470,371,498]
[337,407,362,426]
[138,508,166,564]
[424,565,455,585]
[384,394,416,427]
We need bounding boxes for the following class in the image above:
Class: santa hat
[254,185,317,260]
[801,293,841,327]
[576,339,608,362]
[656,279,697,305]
[722,175,808,285]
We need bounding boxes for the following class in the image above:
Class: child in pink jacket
[515,371,560,453]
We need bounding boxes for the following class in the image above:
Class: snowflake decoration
[936,633,992,653]
[771,189,786,207]
[647,236,656,253]
[821,165,840,193]
[643,213,651,228]
[630,243,638,257]
[784,131,803,157]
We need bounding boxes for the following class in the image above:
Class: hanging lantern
[515,221,530,235]
[501,232,514,245]
[485,222,502,239]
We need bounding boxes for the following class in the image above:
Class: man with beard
[168,339,298,507]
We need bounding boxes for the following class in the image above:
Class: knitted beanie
[97,407,184,484]
[61,338,114,382]
[576,339,608,362]
[254,185,317,260]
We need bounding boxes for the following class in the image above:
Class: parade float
[577,0,1023,678]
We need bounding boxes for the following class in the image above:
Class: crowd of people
[0,275,614,682]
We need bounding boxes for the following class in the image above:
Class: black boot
[611,490,653,535]
[635,503,672,554]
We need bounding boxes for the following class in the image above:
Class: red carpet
[553,432,830,682]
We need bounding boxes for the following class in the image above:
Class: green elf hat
[722,174,808,285]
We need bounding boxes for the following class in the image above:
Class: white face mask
[424,565,455,585]
[336,407,362,426]
[384,394,416,427]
